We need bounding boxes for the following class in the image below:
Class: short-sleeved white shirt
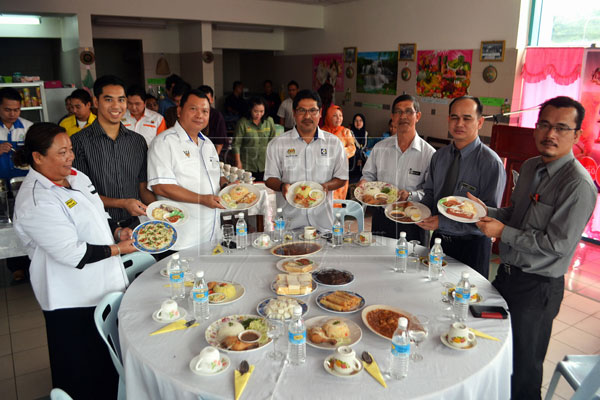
[122,109,165,146]
[13,167,128,311]
[147,122,221,249]
[361,133,435,201]
[264,127,348,231]
[276,98,295,130]
[0,117,32,142]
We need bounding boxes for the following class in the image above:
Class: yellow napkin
[362,353,387,388]
[150,320,199,336]
[469,328,500,342]
[212,244,225,255]
[234,365,255,400]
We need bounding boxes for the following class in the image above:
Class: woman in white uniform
[12,123,137,400]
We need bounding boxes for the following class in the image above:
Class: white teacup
[230,166,239,174]
[228,174,238,183]
[242,171,252,180]
[156,299,179,321]
[304,226,317,240]
[332,346,361,375]
[358,231,372,245]
[219,161,225,168]
[236,172,245,181]
[447,322,475,348]
[223,164,231,173]
[194,346,222,372]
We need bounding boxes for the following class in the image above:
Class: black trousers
[430,231,491,279]
[43,307,118,400]
[371,206,428,244]
[493,265,564,400]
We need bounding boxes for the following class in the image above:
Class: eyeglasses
[295,108,320,116]
[392,109,416,116]
[535,122,577,134]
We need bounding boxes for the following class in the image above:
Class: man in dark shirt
[262,80,281,121]
[71,75,155,224]
[158,74,183,116]
[198,85,228,156]
[224,81,247,117]
[164,81,191,129]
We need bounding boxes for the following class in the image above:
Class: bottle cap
[400,232,406,238]
[434,238,442,244]
[238,213,244,218]
[335,212,341,217]
[196,271,204,278]
[276,208,283,212]
[172,253,180,260]
[293,305,302,315]
[398,317,408,329]
[461,271,470,279]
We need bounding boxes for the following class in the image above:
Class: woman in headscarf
[349,113,368,176]
[322,105,356,202]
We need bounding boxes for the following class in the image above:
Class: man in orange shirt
[122,85,166,146]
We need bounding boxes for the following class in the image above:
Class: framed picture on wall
[344,47,357,63]
[480,40,505,62]
[398,43,416,61]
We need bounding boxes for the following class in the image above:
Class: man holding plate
[264,90,347,232]
[359,94,435,242]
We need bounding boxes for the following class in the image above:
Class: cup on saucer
[194,346,223,373]
[331,346,362,375]
[242,171,252,181]
[357,231,372,246]
[304,226,317,240]
[230,166,239,175]
[447,322,476,348]
[156,299,180,321]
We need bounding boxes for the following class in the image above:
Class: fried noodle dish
[136,223,175,251]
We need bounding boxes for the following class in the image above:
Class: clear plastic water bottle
[236,213,248,250]
[428,238,444,281]
[191,271,210,320]
[388,317,410,380]
[394,232,408,273]
[332,212,344,247]
[287,305,306,365]
[454,271,471,322]
[274,207,285,243]
[167,253,185,299]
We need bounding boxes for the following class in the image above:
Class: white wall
[92,24,180,53]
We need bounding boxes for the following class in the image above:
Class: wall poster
[416,50,473,98]
[356,51,398,95]
[312,54,344,92]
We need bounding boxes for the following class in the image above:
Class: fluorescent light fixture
[0,14,41,25]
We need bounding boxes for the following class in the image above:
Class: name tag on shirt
[65,199,77,208]
[459,182,477,192]
[408,168,421,176]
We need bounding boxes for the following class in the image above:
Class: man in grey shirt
[471,96,597,400]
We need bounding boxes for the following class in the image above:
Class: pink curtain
[519,47,584,128]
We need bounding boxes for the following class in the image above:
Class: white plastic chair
[333,199,364,233]
[121,252,156,283]
[545,355,600,400]
[50,388,73,400]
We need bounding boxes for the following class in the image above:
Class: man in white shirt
[277,80,299,131]
[265,89,348,232]
[359,94,435,242]
[0,87,32,185]
[122,85,166,146]
[147,89,227,249]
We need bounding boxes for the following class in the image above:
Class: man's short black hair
[93,75,126,98]
[449,96,483,117]
[64,95,72,103]
[264,80,273,86]
[292,89,322,111]
[70,89,92,105]
[0,87,22,103]
[126,85,147,101]
[166,74,182,90]
[233,81,243,90]
[392,94,420,113]
[539,96,586,130]
[179,89,210,108]
[172,81,191,98]
[146,93,157,101]
[288,80,299,89]
[198,85,214,97]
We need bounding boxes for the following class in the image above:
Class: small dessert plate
[440,333,477,350]
[323,356,363,378]
[152,308,187,324]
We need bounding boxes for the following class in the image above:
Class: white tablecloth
[118,236,512,400]
[0,224,27,259]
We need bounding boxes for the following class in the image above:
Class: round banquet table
[118,235,512,400]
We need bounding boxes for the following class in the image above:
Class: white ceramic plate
[256,297,309,321]
[440,333,477,350]
[270,279,317,297]
[384,201,431,224]
[146,200,188,226]
[361,305,421,341]
[275,257,319,273]
[152,308,187,324]
[208,281,245,305]
[299,233,321,241]
[306,316,362,350]
[189,354,231,376]
[354,181,399,207]
[218,183,261,210]
[286,181,326,209]
[437,196,486,223]
[323,355,364,377]
[204,315,272,353]
[316,290,365,314]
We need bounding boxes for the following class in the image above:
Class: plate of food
[271,273,316,297]
[270,241,323,258]
[354,181,399,206]
[207,281,245,305]
[205,315,271,353]
[306,316,362,349]
[146,200,187,226]
[276,257,319,273]
[312,269,354,287]
[256,297,309,321]
[286,181,325,209]
[132,221,177,253]
[219,183,260,210]
[316,290,365,314]
[385,201,431,224]
[361,305,425,341]
[437,196,485,223]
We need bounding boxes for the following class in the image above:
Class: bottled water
[388,317,410,380]
[428,238,444,281]
[287,305,306,365]
[274,207,285,243]
[332,212,344,247]
[167,253,185,299]
[454,271,471,322]
[394,232,408,273]
[236,213,248,250]
[191,271,210,320]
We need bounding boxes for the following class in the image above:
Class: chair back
[50,388,73,400]
[333,199,364,232]
[94,291,124,377]
[121,252,155,283]
[571,355,600,400]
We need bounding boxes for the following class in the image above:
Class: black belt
[499,263,561,283]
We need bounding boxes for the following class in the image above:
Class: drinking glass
[438,282,455,321]
[409,315,429,362]
[266,319,284,360]
[408,240,420,272]
[222,224,235,254]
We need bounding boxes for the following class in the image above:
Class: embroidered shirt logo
[65,199,77,208]
[320,148,328,156]
[183,150,190,158]
[287,148,296,155]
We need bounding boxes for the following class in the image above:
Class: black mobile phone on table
[470,305,508,319]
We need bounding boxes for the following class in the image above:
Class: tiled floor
[0,238,599,399]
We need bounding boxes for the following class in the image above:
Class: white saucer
[299,233,320,241]
[323,356,363,378]
[252,238,275,250]
[189,354,230,376]
[152,308,187,323]
[440,333,477,350]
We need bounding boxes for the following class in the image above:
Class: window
[530,0,600,46]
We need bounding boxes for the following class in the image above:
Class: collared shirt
[232,116,276,172]
[13,167,128,310]
[264,127,348,232]
[71,120,148,221]
[147,121,221,249]
[59,113,97,137]
[361,133,435,201]
[277,98,295,130]
[421,136,506,236]
[489,153,597,278]
[122,109,166,146]
[158,97,176,116]
[204,107,228,147]
[0,117,33,181]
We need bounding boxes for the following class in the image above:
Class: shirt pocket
[283,155,300,171]
[525,201,553,231]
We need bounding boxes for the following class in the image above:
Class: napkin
[234,364,255,400]
[212,244,225,255]
[362,353,387,388]
[150,320,199,336]
[469,328,500,341]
